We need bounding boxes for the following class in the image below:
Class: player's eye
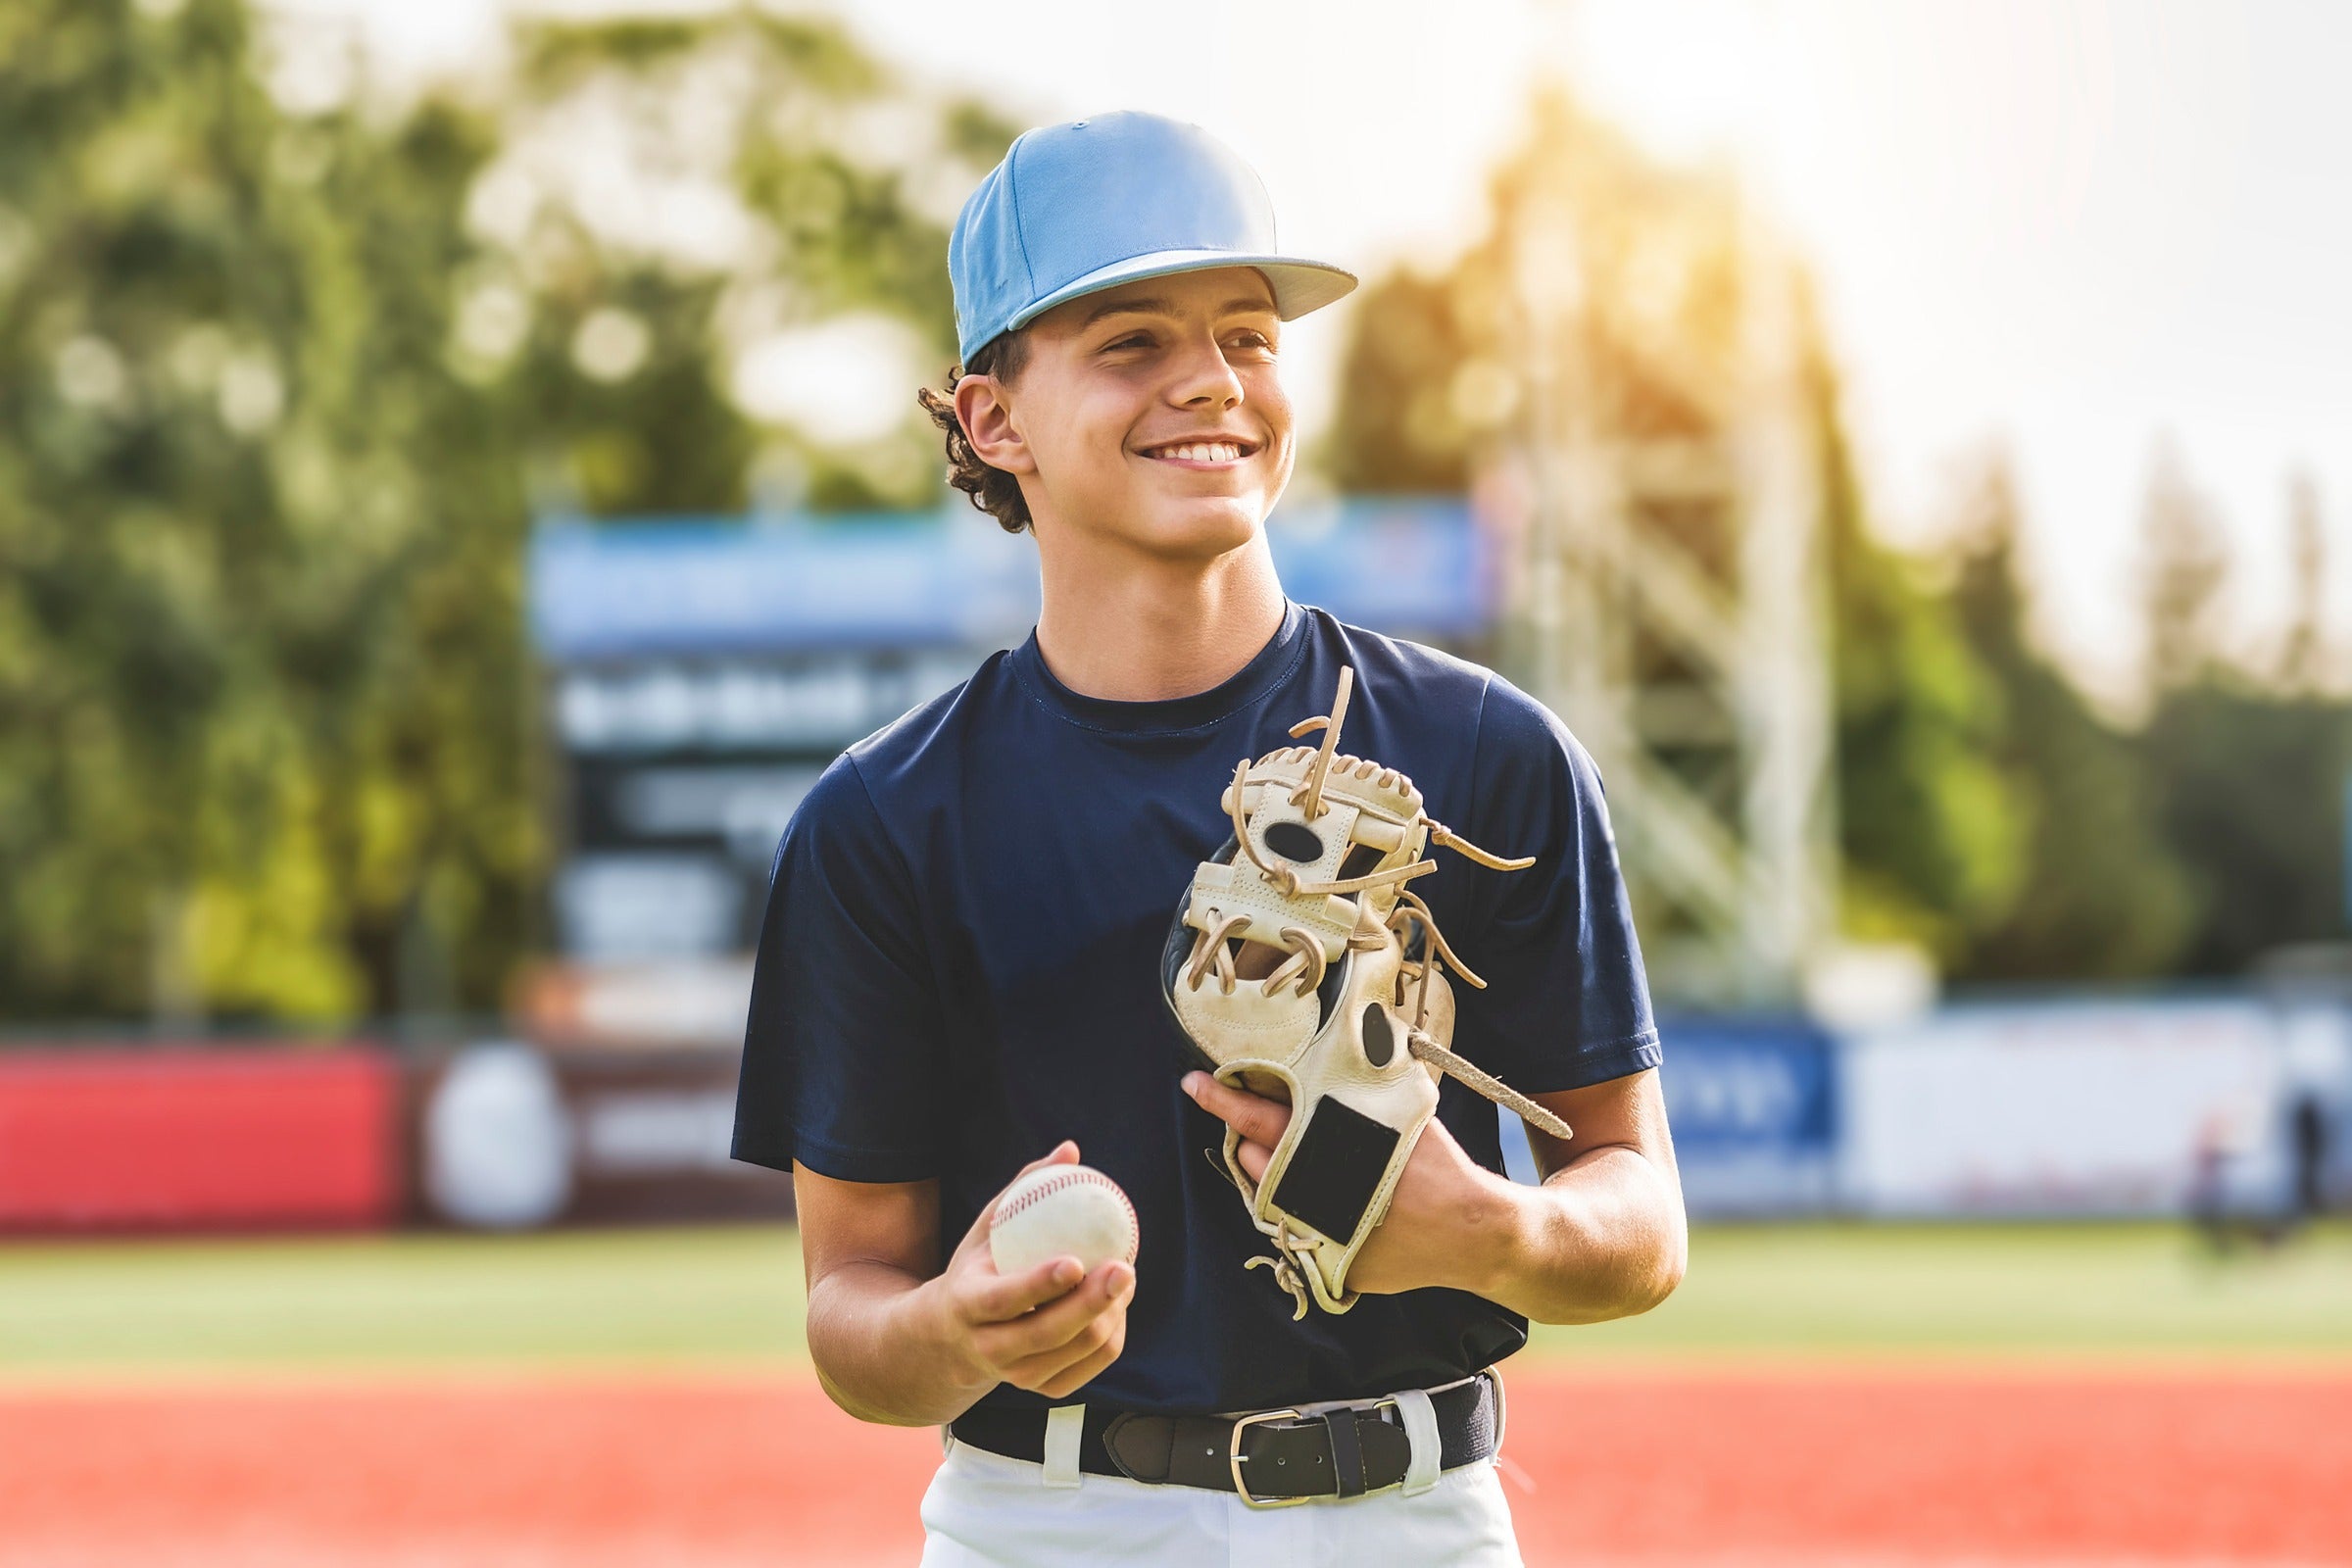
[1103,332,1152,352]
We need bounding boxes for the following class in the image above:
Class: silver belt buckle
[1230,1393,1405,1507]
[1228,1407,1309,1508]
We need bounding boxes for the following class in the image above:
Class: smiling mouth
[1138,437,1260,466]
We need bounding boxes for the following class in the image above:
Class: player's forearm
[1464,1146,1688,1325]
[805,1260,994,1427]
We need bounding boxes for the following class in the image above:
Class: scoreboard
[525,502,1493,1037]
[549,649,977,958]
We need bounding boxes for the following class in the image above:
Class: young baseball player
[733,111,1686,1564]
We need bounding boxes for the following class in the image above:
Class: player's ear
[954,372,1036,476]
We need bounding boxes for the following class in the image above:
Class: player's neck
[1030,529,1288,704]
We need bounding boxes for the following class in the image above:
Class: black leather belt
[948,1372,1501,1506]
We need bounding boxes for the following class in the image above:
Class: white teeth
[1158,442,1243,462]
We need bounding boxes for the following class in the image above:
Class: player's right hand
[930,1140,1135,1400]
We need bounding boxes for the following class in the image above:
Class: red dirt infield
[3,1365,2345,1567]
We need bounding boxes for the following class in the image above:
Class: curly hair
[916,330,1034,534]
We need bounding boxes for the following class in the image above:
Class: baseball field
[3,1220,2348,1567]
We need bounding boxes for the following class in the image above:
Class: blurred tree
[2140,684,2349,974]
[1324,269,1479,495]
[2139,437,2232,693]
[482,10,1010,515]
[2278,469,2328,691]
[0,0,528,1021]
[0,0,1006,1025]
[1818,406,2028,965]
[1941,459,2192,980]
[1931,446,2352,981]
[2132,460,2349,973]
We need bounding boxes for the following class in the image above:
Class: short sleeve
[1449,675,1661,1093]
[731,754,947,1181]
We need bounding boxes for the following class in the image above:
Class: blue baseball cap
[949,111,1357,366]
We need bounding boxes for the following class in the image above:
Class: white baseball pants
[915,1430,1524,1566]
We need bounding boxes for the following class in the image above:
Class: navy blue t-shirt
[733,600,1659,1416]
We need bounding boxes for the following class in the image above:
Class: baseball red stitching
[992,1170,1138,1259]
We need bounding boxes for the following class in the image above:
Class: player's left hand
[1181,1070,1514,1298]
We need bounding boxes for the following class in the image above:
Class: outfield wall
[0,1040,789,1234]
[0,1047,403,1231]
[3,995,2345,1231]
[1653,1018,1840,1216]
[1839,1001,2288,1217]
[1656,998,2347,1219]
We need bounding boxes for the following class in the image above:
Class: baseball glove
[1160,665,1572,1318]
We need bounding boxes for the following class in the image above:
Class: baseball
[988,1163,1140,1278]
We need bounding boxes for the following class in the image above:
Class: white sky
[306,0,2352,694]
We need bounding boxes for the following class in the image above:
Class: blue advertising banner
[1658,1016,1839,1216]
[1493,1016,1838,1216]
[529,500,1493,662]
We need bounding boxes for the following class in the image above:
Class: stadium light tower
[1499,95,1837,1005]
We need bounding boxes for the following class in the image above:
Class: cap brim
[1005,249,1359,338]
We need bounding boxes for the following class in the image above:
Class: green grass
[1,1221,2347,1381]
[0,1226,808,1379]
[1530,1220,2352,1362]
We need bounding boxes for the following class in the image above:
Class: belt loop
[1323,1408,1367,1498]
[1042,1403,1085,1489]
[1390,1388,1443,1495]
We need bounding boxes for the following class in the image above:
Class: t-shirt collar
[1009,598,1309,737]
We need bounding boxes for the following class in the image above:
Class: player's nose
[1166,333,1245,410]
